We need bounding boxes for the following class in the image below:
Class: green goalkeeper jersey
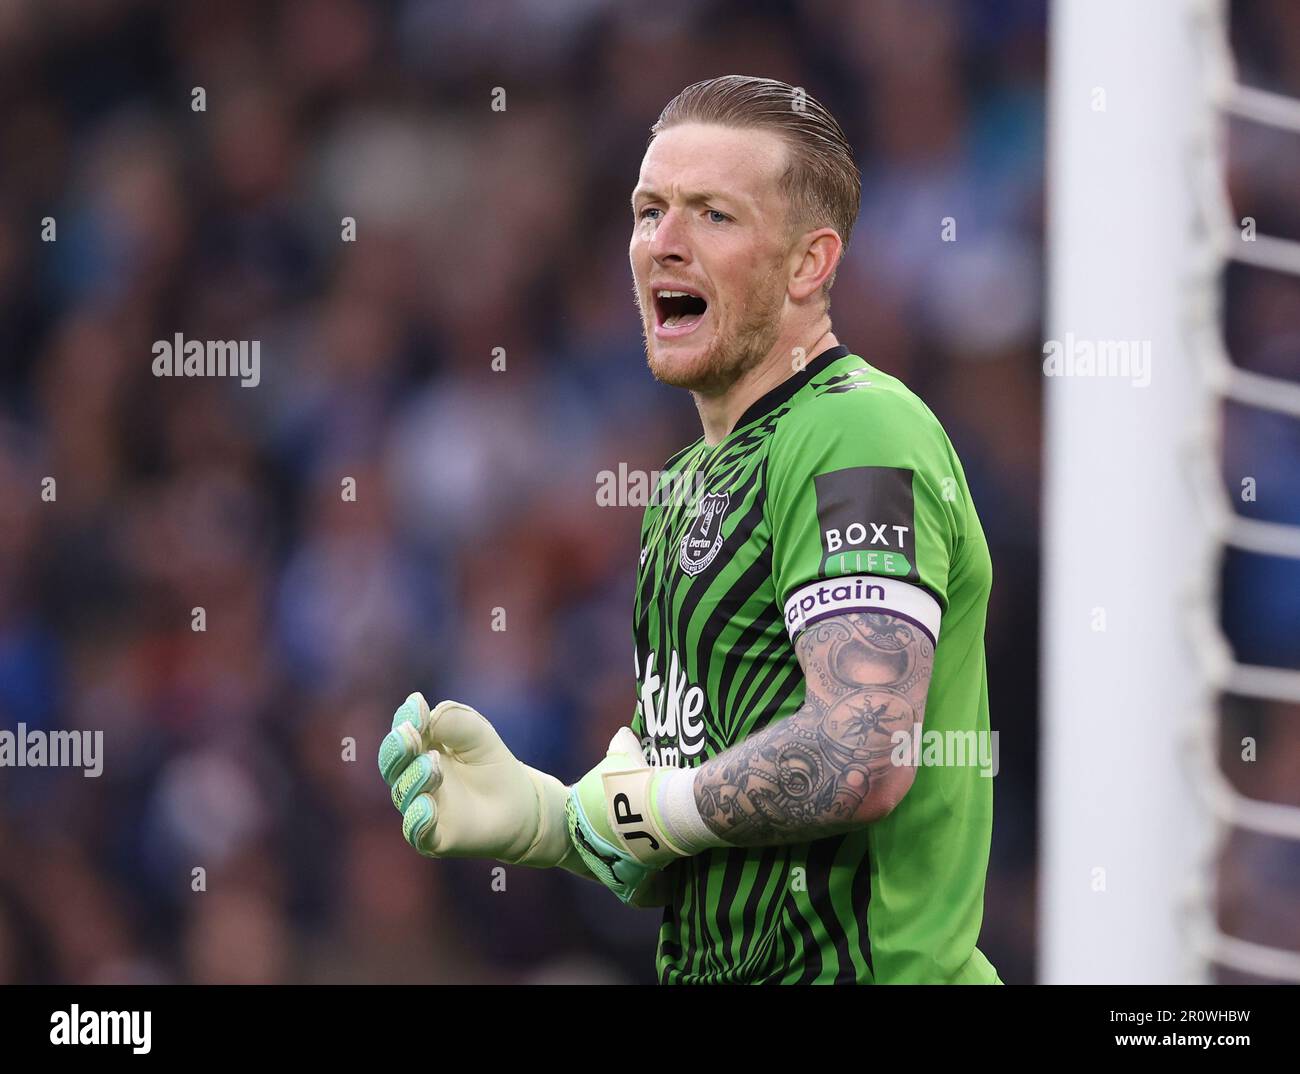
[630,344,1001,984]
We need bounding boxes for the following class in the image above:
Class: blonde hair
[651,75,861,293]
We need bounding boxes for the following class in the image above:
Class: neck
[693,325,839,446]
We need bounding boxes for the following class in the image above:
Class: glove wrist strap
[600,764,729,865]
[650,765,725,857]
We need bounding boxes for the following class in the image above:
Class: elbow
[855,794,899,826]
[854,769,916,825]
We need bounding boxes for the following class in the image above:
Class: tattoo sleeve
[694,610,934,846]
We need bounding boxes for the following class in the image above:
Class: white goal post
[1043,0,1300,984]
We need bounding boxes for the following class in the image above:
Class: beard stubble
[642,260,786,397]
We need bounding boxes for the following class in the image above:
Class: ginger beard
[637,255,787,397]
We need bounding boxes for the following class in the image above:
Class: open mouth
[653,289,709,335]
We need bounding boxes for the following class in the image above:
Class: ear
[789,227,842,302]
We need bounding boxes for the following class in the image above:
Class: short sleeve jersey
[630,344,1000,984]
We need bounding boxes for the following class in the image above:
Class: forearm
[558,611,930,901]
[692,612,930,847]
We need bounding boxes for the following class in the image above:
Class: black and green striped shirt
[631,344,1000,984]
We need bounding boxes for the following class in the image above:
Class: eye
[706,209,730,224]
[638,207,662,221]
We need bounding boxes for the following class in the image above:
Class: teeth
[656,290,694,298]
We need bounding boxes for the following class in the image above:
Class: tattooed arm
[694,611,933,846]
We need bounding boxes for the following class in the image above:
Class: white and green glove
[566,727,725,904]
[377,692,583,872]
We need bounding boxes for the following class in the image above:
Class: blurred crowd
[0,0,1293,986]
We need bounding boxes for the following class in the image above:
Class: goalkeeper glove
[378,692,583,872]
[566,727,725,904]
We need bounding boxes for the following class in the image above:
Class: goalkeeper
[379,76,1001,984]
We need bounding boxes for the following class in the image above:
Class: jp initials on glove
[566,727,722,903]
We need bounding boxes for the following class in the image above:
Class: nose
[646,208,689,266]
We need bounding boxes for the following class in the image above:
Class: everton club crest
[679,492,730,576]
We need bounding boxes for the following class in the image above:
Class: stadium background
[0,0,1293,985]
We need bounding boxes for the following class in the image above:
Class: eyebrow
[630,187,740,210]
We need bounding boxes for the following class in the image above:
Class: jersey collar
[731,343,852,433]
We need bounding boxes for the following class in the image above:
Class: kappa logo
[821,367,875,394]
[679,491,730,576]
